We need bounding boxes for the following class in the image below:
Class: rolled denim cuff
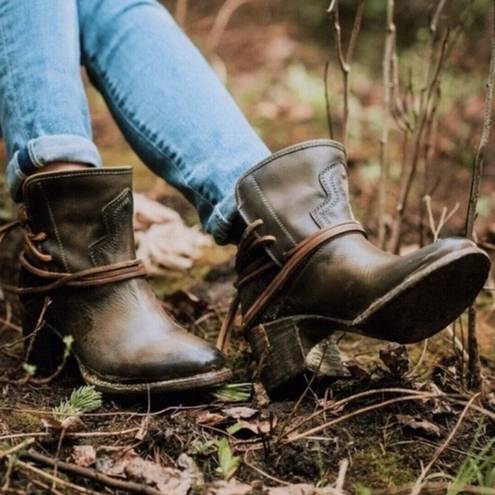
[205,192,239,245]
[6,134,102,201]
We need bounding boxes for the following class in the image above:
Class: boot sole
[247,246,490,392]
[21,317,232,395]
[78,360,232,395]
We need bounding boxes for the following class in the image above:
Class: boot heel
[247,318,347,393]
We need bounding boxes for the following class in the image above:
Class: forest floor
[1,3,495,494]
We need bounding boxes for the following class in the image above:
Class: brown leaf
[379,344,409,376]
[252,382,270,408]
[221,406,258,420]
[125,455,192,494]
[396,414,442,438]
[229,417,277,436]
[71,445,96,468]
[42,415,85,433]
[196,410,226,426]
[95,449,194,495]
[269,484,338,494]
[206,479,252,495]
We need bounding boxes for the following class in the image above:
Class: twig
[409,394,479,495]
[464,0,495,391]
[324,61,335,139]
[335,458,349,493]
[285,393,431,444]
[280,387,436,440]
[389,27,451,253]
[328,0,365,148]
[15,459,97,495]
[24,450,163,495]
[378,0,396,247]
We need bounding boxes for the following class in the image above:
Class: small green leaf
[216,438,240,480]
[226,422,243,435]
[212,383,252,403]
[22,363,37,376]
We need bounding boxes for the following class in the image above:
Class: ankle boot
[224,140,490,393]
[11,167,231,394]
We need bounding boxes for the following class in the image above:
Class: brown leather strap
[241,220,366,329]
[17,254,146,295]
[0,220,147,295]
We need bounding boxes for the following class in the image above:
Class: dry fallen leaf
[228,417,277,436]
[221,406,258,420]
[71,445,96,468]
[195,410,226,426]
[270,484,339,494]
[379,344,409,376]
[396,414,442,438]
[95,449,195,495]
[206,479,251,495]
[133,193,212,272]
[207,480,339,495]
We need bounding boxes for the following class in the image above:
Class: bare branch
[324,61,335,139]
[378,0,396,247]
[328,0,365,148]
[464,0,495,391]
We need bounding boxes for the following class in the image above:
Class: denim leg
[77,0,270,244]
[0,0,101,200]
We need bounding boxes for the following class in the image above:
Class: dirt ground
[1,1,495,494]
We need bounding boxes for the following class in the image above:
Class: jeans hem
[7,134,102,201]
[205,192,238,245]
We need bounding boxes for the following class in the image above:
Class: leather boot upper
[234,140,488,337]
[20,168,225,382]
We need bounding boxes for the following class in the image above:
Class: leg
[0,0,101,200]
[77,0,270,244]
[0,0,230,393]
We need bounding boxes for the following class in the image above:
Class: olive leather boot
[224,139,491,393]
[12,167,231,394]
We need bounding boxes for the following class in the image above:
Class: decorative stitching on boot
[310,162,350,228]
[89,188,133,267]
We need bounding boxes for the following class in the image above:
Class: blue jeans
[0,0,270,244]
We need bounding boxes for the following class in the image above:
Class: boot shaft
[235,140,354,264]
[21,168,136,273]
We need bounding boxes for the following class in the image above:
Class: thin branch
[24,450,163,495]
[324,61,335,139]
[410,394,479,495]
[464,0,495,391]
[378,0,396,247]
[328,0,365,148]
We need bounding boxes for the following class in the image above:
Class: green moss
[349,446,415,491]
[6,412,44,432]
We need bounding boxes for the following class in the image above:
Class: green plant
[216,438,240,480]
[449,430,495,494]
[52,385,102,419]
[212,383,251,402]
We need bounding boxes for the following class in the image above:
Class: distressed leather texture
[236,140,486,331]
[20,168,225,382]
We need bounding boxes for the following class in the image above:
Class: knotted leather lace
[216,218,366,350]
[0,216,146,295]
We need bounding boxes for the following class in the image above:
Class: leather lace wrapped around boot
[2,167,231,394]
[218,139,491,393]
